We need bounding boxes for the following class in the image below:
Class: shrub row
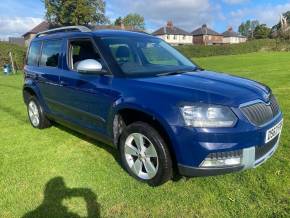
[0,39,289,71]
[0,42,26,71]
[176,39,290,58]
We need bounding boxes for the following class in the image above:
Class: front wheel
[119,122,173,186]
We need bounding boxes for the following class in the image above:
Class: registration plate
[265,120,283,143]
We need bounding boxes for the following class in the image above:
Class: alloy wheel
[28,101,40,127]
[124,133,159,180]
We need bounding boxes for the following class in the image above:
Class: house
[152,21,192,45]
[222,27,247,44]
[22,21,141,46]
[8,37,25,46]
[191,24,223,45]
[22,21,50,46]
[93,23,140,32]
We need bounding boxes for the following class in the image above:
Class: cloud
[0,17,43,39]
[228,3,290,29]
[107,0,224,32]
[223,0,249,5]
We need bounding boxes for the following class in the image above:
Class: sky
[0,0,290,39]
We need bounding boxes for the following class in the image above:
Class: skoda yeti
[23,26,283,186]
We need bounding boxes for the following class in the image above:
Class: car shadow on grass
[22,177,100,218]
[54,123,184,182]
[0,83,21,91]
[0,104,27,124]
[54,123,120,166]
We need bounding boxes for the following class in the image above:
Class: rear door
[37,39,63,114]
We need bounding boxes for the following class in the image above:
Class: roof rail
[35,26,91,38]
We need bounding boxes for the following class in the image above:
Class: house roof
[152,21,191,36]
[191,24,221,36]
[223,27,246,38]
[22,21,142,37]
[92,25,140,32]
[152,27,191,35]
[22,21,50,37]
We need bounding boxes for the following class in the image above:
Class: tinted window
[40,40,62,67]
[27,41,42,66]
[101,37,196,75]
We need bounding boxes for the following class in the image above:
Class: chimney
[120,19,125,30]
[228,26,233,32]
[202,24,207,35]
[167,20,173,29]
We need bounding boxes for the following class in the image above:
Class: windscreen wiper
[156,67,200,77]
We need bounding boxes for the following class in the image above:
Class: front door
[57,38,118,136]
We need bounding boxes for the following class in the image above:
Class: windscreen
[101,37,196,76]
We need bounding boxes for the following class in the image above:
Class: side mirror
[76,59,103,74]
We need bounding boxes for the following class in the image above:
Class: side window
[27,41,42,66]
[68,39,102,70]
[40,40,62,67]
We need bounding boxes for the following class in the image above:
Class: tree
[253,24,271,39]
[271,11,290,39]
[238,20,259,38]
[123,13,145,30]
[44,0,108,26]
[114,17,123,26]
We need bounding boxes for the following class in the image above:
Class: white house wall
[157,35,193,45]
[223,37,247,44]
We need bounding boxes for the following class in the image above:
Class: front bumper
[171,111,283,177]
[178,133,281,177]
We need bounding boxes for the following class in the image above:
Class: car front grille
[255,135,279,160]
[241,95,280,126]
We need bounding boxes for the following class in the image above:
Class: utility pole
[9,52,15,74]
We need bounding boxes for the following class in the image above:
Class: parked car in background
[23,26,283,186]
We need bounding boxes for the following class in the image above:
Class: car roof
[32,29,154,41]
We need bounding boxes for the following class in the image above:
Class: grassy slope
[0,42,26,71]
[0,52,289,217]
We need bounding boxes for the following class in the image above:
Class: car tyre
[119,122,173,186]
[27,96,51,129]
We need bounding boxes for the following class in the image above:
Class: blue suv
[23,26,283,186]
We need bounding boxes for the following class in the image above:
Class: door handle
[60,80,68,86]
[32,74,39,80]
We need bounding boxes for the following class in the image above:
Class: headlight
[181,104,237,127]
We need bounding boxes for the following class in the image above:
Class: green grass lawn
[0,52,289,217]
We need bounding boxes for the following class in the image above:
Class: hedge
[0,42,26,71]
[176,39,290,58]
[0,39,289,72]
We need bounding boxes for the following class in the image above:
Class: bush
[0,42,26,71]
[176,39,290,58]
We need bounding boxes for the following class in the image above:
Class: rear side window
[40,40,62,67]
[27,41,42,66]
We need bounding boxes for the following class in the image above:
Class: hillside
[177,39,290,58]
[0,42,26,71]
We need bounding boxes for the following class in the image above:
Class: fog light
[200,157,241,167]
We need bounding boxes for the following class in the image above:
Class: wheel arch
[23,85,38,105]
[111,105,178,166]
[23,83,48,114]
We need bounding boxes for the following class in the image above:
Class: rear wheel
[27,96,51,129]
[119,122,173,186]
